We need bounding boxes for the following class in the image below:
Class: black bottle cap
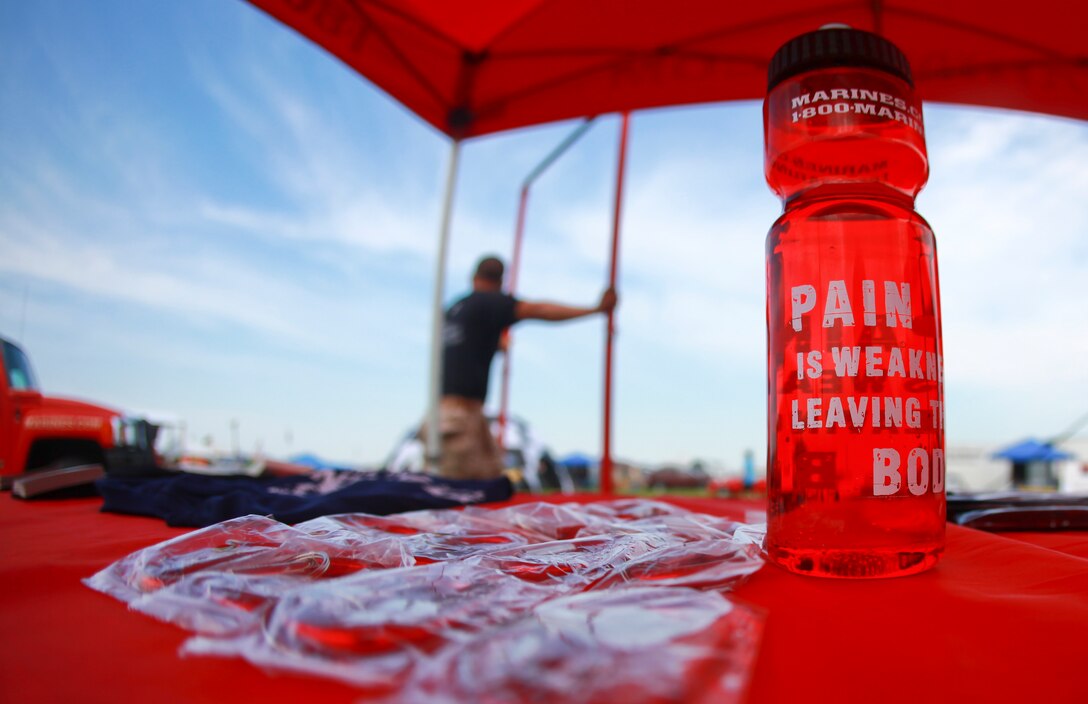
[767,26,914,91]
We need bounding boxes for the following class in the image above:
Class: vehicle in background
[707,475,768,498]
[1,335,163,486]
[644,462,711,490]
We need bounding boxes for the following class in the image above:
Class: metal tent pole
[499,118,596,447]
[424,139,462,472]
[601,112,630,495]
[497,186,529,451]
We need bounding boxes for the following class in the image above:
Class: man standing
[435,255,617,480]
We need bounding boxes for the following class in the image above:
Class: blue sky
[2,1,1086,470]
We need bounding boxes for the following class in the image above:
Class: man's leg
[437,400,472,478]
[469,407,505,479]
[437,398,504,480]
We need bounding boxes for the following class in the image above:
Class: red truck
[1,335,159,485]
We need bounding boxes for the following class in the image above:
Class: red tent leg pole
[498,186,530,450]
[498,118,595,458]
[602,112,630,495]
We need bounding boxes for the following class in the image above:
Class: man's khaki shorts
[432,396,504,480]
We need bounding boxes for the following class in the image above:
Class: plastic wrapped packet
[575,513,743,543]
[129,572,304,636]
[296,513,541,564]
[399,508,547,540]
[480,533,671,589]
[732,523,768,549]
[589,540,764,592]
[84,514,413,606]
[85,515,303,602]
[388,586,765,704]
[295,513,426,540]
[121,541,416,637]
[466,502,614,541]
[297,510,536,540]
[397,531,536,564]
[183,561,557,690]
[89,501,768,697]
[581,498,688,521]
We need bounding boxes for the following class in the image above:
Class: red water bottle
[764,26,945,578]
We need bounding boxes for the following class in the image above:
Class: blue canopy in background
[559,452,596,467]
[288,452,351,471]
[992,439,1074,463]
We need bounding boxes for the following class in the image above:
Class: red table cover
[1,493,1086,704]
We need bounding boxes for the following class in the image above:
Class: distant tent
[288,453,347,471]
[992,439,1073,463]
[559,453,596,467]
[993,439,1073,489]
[556,452,597,491]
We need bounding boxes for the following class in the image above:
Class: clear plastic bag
[575,512,743,542]
[183,562,558,689]
[86,515,306,602]
[463,502,614,540]
[481,533,671,589]
[130,571,303,636]
[388,586,764,704]
[589,539,764,592]
[581,498,688,521]
[86,500,766,700]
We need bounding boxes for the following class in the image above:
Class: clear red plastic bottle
[764,27,945,578]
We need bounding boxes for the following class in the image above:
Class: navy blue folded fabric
[96,470,514,527]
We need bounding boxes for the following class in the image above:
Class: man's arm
[515,288,617,322]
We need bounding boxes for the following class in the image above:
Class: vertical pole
[497,118,595,455]
[498,185,530,449]
[601,113,630,495]
[425,140,462,472]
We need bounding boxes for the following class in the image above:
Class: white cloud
[923,108,1088,403]
[880,107,1088,447]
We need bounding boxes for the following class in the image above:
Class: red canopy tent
[244,0,1088,489]
[246,0,1086,136]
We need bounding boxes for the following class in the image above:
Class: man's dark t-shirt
[442,291,518,401]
